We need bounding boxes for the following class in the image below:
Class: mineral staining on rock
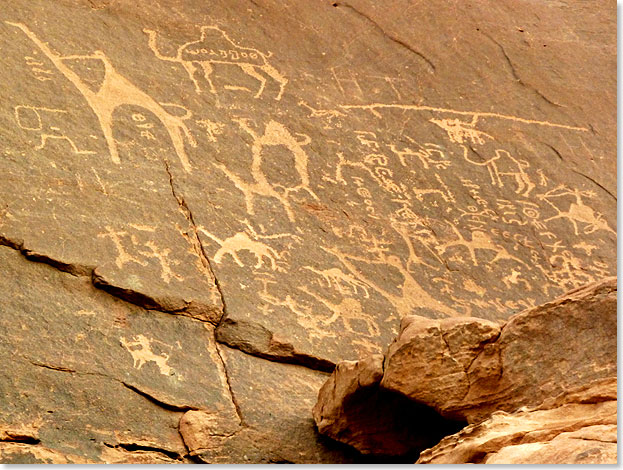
[0,0,615,463]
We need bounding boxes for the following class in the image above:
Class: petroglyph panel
[0,0,615,369]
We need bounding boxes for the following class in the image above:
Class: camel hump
[181,28,265,64]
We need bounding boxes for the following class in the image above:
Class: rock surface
[313,278,617,462]
[417,378,617,464]
[0,0,616,463]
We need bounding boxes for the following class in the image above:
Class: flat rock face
[0,0,615,463]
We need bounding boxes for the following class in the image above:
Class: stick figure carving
[14,105,95,154]
[436,223,526,267]
[322,245,458,319]
[7,22,196,172]
[144,26,287,100]
[538,186,615,235]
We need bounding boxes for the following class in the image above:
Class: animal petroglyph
[429,117,493,145]
[216,119,318,222]
[389,141,450,169]
[120,334,173,376]
[298,100,345,122]
[14,105,95,154]
[436,223,526,267]
[144,26,287,100]
[502,269,532,291]
[200,230,280,270]
[322,245,458,319]
[199,221,296,271]
[303,266,370,298]
[8,22,196,172]
[547,250,596,288]
[538,186,615,236]
[412,174,456,203]
[299,287,380,338]
[461,146,535,196]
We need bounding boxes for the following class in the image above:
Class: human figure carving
[144,26,287,100]
[14,105,95,154]
[436,223,526,267]
[538,186,615,235]
[322,245,458,319]
[7,22,196,172]
[216,119,318,222]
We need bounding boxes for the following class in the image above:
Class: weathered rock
[416,378,617,464]
[0,0,615,463]
[381,316,501,414]
[180,346,358,463]
[0,0,616,369]
[314,278,617,460]
[313,354,465,458]
[0,245,232,463]
[381,277,617,422]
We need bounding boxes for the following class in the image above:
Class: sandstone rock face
[314,278,617,462]
[0,0,615,463]
[382,277,617,422]
[417,378,617,464]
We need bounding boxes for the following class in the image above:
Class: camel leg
[239,63,268,99]
[198,61,218,95]
[261,63,288,100]
[182,61,203,94]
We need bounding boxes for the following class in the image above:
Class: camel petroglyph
[144,26,287,100]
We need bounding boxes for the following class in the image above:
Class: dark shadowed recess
[332,385,467,463]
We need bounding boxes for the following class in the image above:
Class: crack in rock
[24,356,201,413]
[216,318,335,373]
[163,158,228,324]
[336,2,436,72]
[102,441,184,461]
[0,235,219,323]
[482,31,565,109]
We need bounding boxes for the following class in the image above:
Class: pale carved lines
[7,21,196,172]
[460,146,535,197]
[14,105,96,155]
[215,119,318,222]
[303,266,370,298]
[538,186,615,235]
[120,334,175,377]
[321,244,459,319]
[436,222,527,267]
[144,25,287,100]
[339,102,589,131]
[198,220,299,271]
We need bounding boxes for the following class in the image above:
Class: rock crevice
[313,277,617,463]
